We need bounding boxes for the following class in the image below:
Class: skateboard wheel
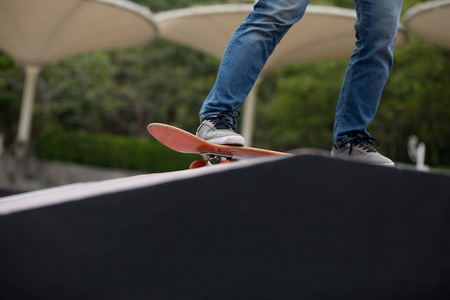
[189,160,207,169]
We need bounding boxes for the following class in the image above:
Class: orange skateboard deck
[147,123,291,167]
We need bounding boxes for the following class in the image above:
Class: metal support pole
[16,64,41,158]
[242,78,261,147]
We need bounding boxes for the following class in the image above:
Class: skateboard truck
[202,153,232,164]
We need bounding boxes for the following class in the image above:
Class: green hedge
[34,130,199,173]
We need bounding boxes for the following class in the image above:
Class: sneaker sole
[331,154,395,167]
[206,136,245,146]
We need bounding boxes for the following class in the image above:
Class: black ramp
[0,189,21,197]
[1,155,450,299]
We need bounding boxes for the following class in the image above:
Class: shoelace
[348,134,380,155]
[209,110,240,130]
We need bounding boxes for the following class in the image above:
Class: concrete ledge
[0,154,142,192]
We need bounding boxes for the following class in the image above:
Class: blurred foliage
[31,40,218,137]
[256,60,345,151]
[0,0,449,170]
[136,0,253,13]
[0,53,21,145]
[34,129,199,172]
[377,37,450,166]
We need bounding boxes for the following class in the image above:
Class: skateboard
[147,123,292,169]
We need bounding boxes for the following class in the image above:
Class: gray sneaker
[196,114,245,146]
[331,135,395,167]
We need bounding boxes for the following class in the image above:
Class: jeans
[199,0,403,145]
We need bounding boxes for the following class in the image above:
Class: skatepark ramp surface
[1,155,450,299]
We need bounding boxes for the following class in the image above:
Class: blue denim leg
[199,0,310,125]
[333,0,403,146]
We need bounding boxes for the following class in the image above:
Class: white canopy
[0,0,157,157]
[404,0,450,50]
[156,4,407,77]
[0,0,157,66]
